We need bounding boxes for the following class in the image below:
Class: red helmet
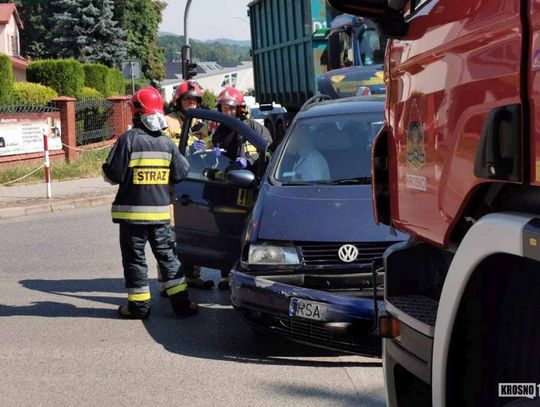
[130,87,167,132]
[173,80,203,107]
[130,87,164,118]
[217,87,245,109]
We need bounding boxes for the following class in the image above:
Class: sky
[159,0,252,41]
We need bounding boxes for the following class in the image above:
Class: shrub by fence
[0,54,15,105]
[27,59,84,98]
[108,68,125,96]
[13,82,58,105]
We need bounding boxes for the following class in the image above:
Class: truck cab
[327,14,386,70]
[330,0,540,406]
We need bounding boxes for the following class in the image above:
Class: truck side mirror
[328,0,408,38]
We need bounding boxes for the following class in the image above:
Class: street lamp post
[184,0,193,46]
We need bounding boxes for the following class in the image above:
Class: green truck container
[248,0,337,112]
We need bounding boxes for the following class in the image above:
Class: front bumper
[231,270,382,356]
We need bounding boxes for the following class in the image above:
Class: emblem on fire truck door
[406,122,426,170]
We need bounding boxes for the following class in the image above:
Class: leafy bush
[27,59,84,97]
[83,63,110,96]
[125,78,148,95]
[201,90,217,110]
[107,68,126,96]
[0,54,14,104]
[13,82,58,105]
[78,86,103,100]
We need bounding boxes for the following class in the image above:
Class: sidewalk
[0,177,118,219]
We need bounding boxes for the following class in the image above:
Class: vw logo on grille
[338,244,359,263]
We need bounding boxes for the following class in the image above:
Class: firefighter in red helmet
[103,87,198,319]
[213,87,272,165]
[211,87,272,290]
[162,81,215,290]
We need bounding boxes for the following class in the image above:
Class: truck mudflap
[231,270,383,355]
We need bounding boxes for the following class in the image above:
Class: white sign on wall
[0,114,62,157]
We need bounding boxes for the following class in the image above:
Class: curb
[0,193,115,220]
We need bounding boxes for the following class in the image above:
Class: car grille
[297,242,394,267]
[271,315,381,355]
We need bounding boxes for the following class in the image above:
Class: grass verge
[0,148,110,185]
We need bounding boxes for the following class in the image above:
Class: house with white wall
[0,3,27,81]
[160,61,254,104]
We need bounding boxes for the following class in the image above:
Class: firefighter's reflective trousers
[119,223,189,318]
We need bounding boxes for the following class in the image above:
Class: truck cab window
[339,31,354,67]
[359,30,385,66]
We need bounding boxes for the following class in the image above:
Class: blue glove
[212,147,222,157]
[192,140,206,151]
[235,157,248,169]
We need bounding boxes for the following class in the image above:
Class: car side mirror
[227,170,259,189]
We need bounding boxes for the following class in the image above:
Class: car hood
[257,184,406,242]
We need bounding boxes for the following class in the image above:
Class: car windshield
[250,106,286,119]
[274,111,383,185]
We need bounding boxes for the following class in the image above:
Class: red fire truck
[330,0,540,406]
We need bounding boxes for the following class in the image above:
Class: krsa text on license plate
[289,298,328,321]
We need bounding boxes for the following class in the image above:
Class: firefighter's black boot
[118,301,151,320]
[169,290,198,318]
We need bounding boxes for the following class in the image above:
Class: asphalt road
[0,206,385,407]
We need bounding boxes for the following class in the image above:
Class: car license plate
[289,298,328,321]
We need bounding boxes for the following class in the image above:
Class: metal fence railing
[0,103,59,114]
[75,99,115,145]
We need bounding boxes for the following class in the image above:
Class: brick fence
[0,96,132,167]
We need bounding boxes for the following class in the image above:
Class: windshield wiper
[330,177,372,185]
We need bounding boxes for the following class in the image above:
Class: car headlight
[248,244,300,265]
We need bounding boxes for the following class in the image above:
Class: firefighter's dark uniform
[103,125,192,318]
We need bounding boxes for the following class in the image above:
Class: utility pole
[181,0,197,80]
[184,0,192,46]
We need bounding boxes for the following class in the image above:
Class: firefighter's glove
[191,140,206,151]
[235,157,248,169]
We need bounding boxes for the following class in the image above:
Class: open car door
[173,108,269,274]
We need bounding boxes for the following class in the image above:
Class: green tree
[51,0,126,67]
[201,90,216,110]
[116,0,166,80]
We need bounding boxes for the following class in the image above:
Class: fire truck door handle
[474,104,521,182]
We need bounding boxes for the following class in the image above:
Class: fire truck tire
[448,254,540,407]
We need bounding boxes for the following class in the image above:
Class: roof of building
[10,55,28,69]
[0,4,23,28]
[162,61,253,84]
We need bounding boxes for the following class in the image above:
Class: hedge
[27,59,84,97]
[108,68,125,96]
[13,82,58,105]
[0,54,14,105]
[125,78,148,95]
[78,86,103,100]
[83,63,110,96]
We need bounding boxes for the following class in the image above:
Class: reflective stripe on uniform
[166,283,188,296]
[129,158,171,167]
[129,151,172,168]
[112,205,170,221]
[131,152,172,160]
[128,292,151,302]
[128,286,150,293]
[162,278,186,290]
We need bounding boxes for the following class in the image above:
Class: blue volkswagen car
[173,97,405,356]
